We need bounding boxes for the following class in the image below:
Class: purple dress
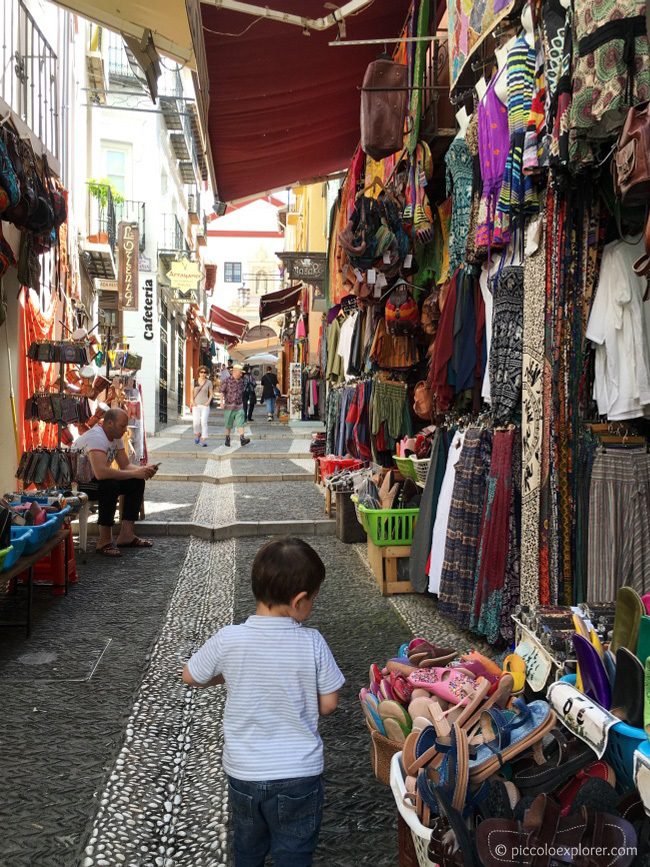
[475,68,510,252]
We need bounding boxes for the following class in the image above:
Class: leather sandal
[509,728,596,796]
[476,793,637,867]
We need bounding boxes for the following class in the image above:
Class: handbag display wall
[24,393,92,424]
[27,341,90,365]
[15,448,77,488]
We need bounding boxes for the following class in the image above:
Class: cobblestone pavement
[0,413,493,866]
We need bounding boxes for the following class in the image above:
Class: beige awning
[52,0,196,65]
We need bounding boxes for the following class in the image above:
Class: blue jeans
[228,774,324,867]
[265,397,276,416]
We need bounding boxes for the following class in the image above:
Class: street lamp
[237,285,250,307]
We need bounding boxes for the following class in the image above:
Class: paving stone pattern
[0,418,493,866]
[0,538,188,866]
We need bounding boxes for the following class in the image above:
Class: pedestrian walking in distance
[261,365,279,422]
[242,364,257,423]
[221,363,251,447]
[183,537,344,867]
[190,366,213,447]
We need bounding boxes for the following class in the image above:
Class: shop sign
[143,278,154,341]
[277,252,326,287]
[139,254,152,272]
[166,256,202,291]
[94,278,118,292]
[117,222,139,311]
[170,288,199,306]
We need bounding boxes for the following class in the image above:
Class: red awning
[259,283,303,322]
[200,1,412,202]
[209,305,249,340]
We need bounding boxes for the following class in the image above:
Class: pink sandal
[408,668,477,705]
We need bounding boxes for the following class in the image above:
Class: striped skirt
[587,449,650,602]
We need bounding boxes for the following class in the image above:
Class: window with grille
[224,262,242,283]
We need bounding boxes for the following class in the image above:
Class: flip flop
[646,658,650,737]
[458,651,501,678]
[572,634,611,709]
[408,668,477,705]
[554,760,616,816]
[502,654,526,692]
[611,586,645,655]
[116,536,154,548]
[96,543,122,558]
[378,699,412,731]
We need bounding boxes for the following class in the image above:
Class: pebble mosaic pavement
[0,414,496,865]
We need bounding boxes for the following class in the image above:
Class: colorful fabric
[496,36,539,235]
[489,265,525,426]
[221,377,245,409]
[570,0,650,167]
[447,0,516,90]
[445,137,474,276]
[476,68,510,252]
[471,428,515,644]
[438,427,492,630]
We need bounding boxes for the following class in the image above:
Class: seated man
[74,407,158,557]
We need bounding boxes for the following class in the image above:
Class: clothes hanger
[356,175,384,200]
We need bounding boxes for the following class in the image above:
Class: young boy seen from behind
[182,537,344,867]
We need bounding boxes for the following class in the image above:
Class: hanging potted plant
[86,178,124,243]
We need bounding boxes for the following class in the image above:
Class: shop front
[310,0,650,859]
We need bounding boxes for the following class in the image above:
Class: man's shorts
[224,408,246,429]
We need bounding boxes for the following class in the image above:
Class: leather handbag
[360,58,409,161]
[613,101,650,204]
[413,380,434,420]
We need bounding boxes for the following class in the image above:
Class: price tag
[367,268,376,284]
[546,681,618,758]
[354,268,363,282]
[514,639,552,693]
[404,253,413,268]
[383,251,391,264]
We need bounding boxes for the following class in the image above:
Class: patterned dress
[489,265,525,426]
[445,137,474,276]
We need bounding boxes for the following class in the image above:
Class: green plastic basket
[393,456,418,481]
[352,498,419,547]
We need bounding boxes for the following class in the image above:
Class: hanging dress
[489,265,525,426]
[445,137,474,276]
[428,429,466,594]
[495,35,538,237]
[475,68,511,255]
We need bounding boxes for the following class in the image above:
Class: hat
[232,363,244,372]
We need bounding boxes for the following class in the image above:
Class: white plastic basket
[389,752,436,867]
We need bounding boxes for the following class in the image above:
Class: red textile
[201,1,412,201]
[429,271,458,413]
[19,288,60,453]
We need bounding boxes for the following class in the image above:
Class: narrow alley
[0,414,485,866]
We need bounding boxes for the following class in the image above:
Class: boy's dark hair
[252,537,325,606]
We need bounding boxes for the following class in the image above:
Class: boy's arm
[182,663,224,688]
[318,690,339,716]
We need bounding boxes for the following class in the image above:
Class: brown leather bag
[413,380,434,420]
[360,59,408,161]
[613,101,650,204]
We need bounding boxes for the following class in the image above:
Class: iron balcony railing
[87,183,117,250]
[115,200,146,251]
[0,0,59,159]
[106,30,135,79]
[159,214,190,256]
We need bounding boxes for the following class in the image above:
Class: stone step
[154,472,312,484]
[72,518,336,542]
[149,450,313,461]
